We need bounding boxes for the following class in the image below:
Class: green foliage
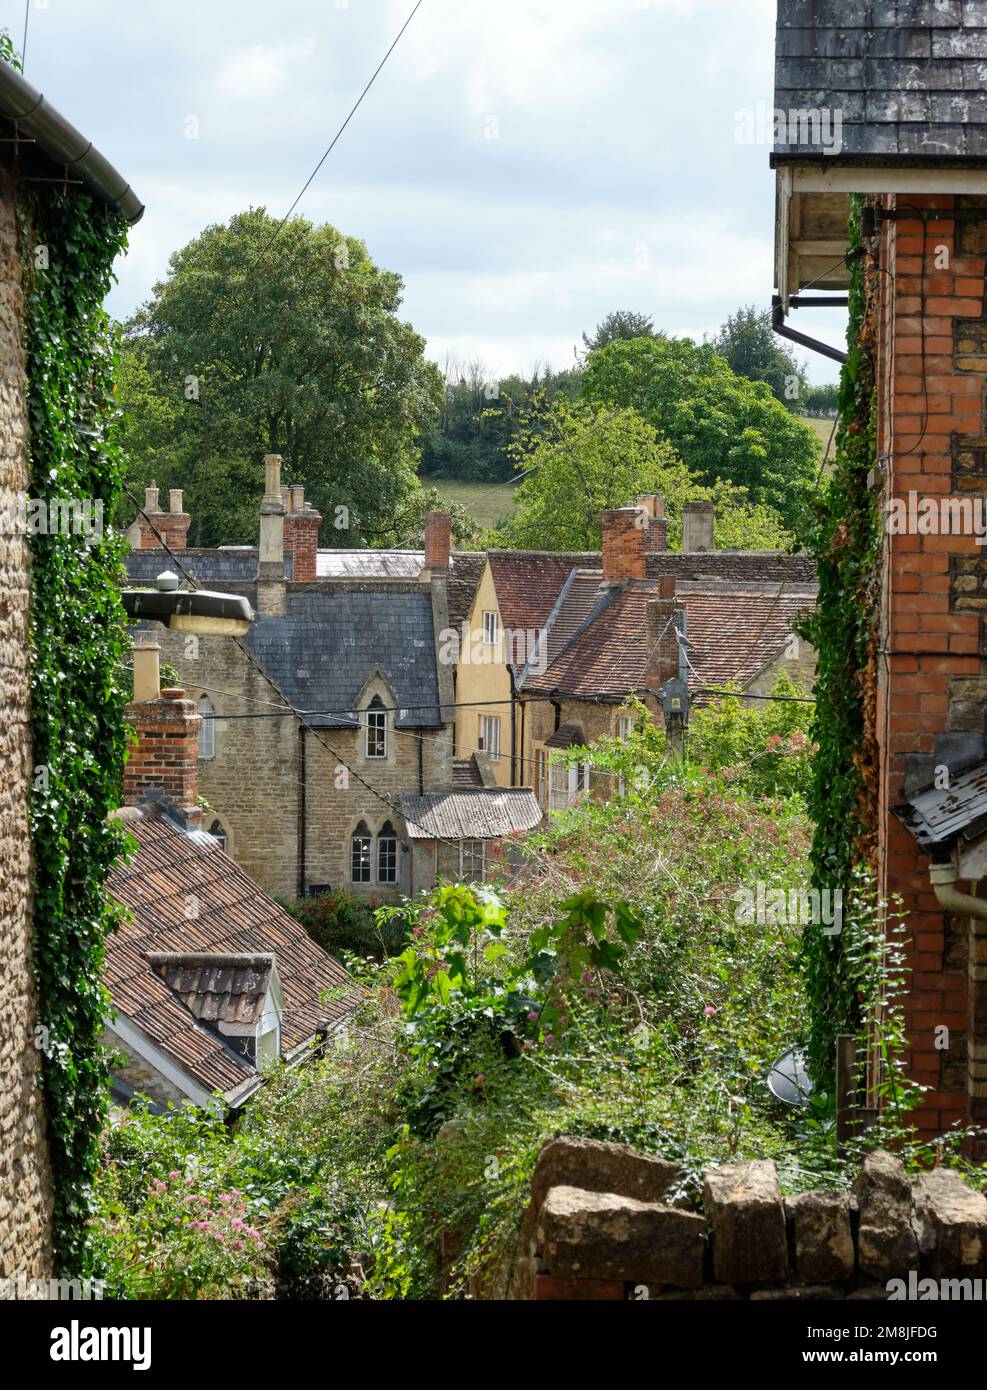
[499,398,791,552]
[22,190,132,1275]
[580,334,819,529]
[0,25,22,69]
[280,890,408,961]
[118,207,443,545]
[582,309,658,351]
[795,197,882,1082]
[714,304,808,410]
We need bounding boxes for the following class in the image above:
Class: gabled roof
[398,788,543,840]
[106,801,361,1103]
[522,576,816,701]
[146,953,278,1028]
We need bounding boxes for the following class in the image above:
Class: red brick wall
[601,508,646,582]
[124,691,202,813]
[876,193,987,1141]
[284,514,321,583]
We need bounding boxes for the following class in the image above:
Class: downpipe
[929,861,987,921]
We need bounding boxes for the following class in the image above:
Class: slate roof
[243,587,442,728]
[522,577,816,700]
[775,0,987,161]
[106,801,361,1103]
[125,548,263,584]
[398,788,543,840]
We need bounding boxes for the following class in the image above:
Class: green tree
[500,400,791,552]
[582,310,657,352]
[714,305,808,409]
[580,335,818,529]
[119,208,443,545]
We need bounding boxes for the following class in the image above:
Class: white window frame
[549,757,590,812]
[366,703,387,760]
[482,610,500,647]
[197,696,215,760]
[459,839,486,882]
[479,714,501,762]
[617,715,634,797]
[377,825,398,885]
[351,825,373,884]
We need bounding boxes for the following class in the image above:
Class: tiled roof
[106,803,361,1101]
[445,552,487,630]
[775,0,987,161]
[146,953,276,1028]
[523,577,816,700]
[489,550,817,657]
[398,788,543,840]
[125,548,263,584]
[545,722,588,750]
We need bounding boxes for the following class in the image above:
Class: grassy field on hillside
[801,413,838,458]
[431,478,518,528]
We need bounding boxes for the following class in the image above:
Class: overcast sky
[8,0,844,384]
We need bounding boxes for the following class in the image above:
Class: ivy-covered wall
[22,189,130,1275]
[797,195,882,1084]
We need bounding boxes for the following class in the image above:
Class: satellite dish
[767,1047,812,1108]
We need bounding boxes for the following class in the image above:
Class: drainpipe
[298,725,307,899]
[929,862,987,920]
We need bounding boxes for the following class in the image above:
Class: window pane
[198,698,215,760]
[378,835,397,884]
[367,709,387,758]
[351,835,372,883]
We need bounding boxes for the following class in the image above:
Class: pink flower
[168,1170,181,1180]
[474,1074,486,1085]
[526,1011,538,1021]
[704,1005,718,1017]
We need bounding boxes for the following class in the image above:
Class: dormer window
[197,696,215,760]
[366,695,387,759]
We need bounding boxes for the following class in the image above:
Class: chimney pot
[264,454,283,502]
[169,489,183,514]
[144,484,160,514]
[292,484,305,512]
[131,637,161,704]
[424,510,452,571]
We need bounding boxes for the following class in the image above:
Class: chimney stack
[257,454,287,617]
[283,482,323,584]
[682,502,714,554]
[637,494,668,552]
[136,481,192,549]
[601,507,647,583]
[424,510,452,572]
[124,641,202,820]
[644,579,681,693]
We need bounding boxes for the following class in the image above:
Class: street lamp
[122,569,255,637]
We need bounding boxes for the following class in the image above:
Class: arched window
[208,818,228,851]
[366,694,387,759]
[351,821,372,884]
[377,821,398,885]
[197,696,215,760]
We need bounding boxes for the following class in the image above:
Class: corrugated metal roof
[894,759,987,849]
[398,788,543,840]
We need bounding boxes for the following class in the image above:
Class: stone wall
[0,168,55,1280]
[152,617,453,903]
[504,1138,987,1300]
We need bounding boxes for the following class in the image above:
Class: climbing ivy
[21,190,131,1274]
[796,195,882,1086]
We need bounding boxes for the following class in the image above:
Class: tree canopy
[579,335,818,529]
[117,208,443,545]
[713,304,808,409]
[582,309,658,352]
[499,400,791,552]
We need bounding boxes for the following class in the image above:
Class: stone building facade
[0,166,53,1283]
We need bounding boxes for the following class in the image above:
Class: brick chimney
[136,484,192,549]
[682,502,714,554]
[644,577,681,692]
[257,454,286,617]
[424,510,452,572]
[124,636,202,820]
[601,507,647,582]
[283,483,323,583]
[637,494,668,552]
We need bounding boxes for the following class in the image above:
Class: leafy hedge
[22,189,131,1273]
